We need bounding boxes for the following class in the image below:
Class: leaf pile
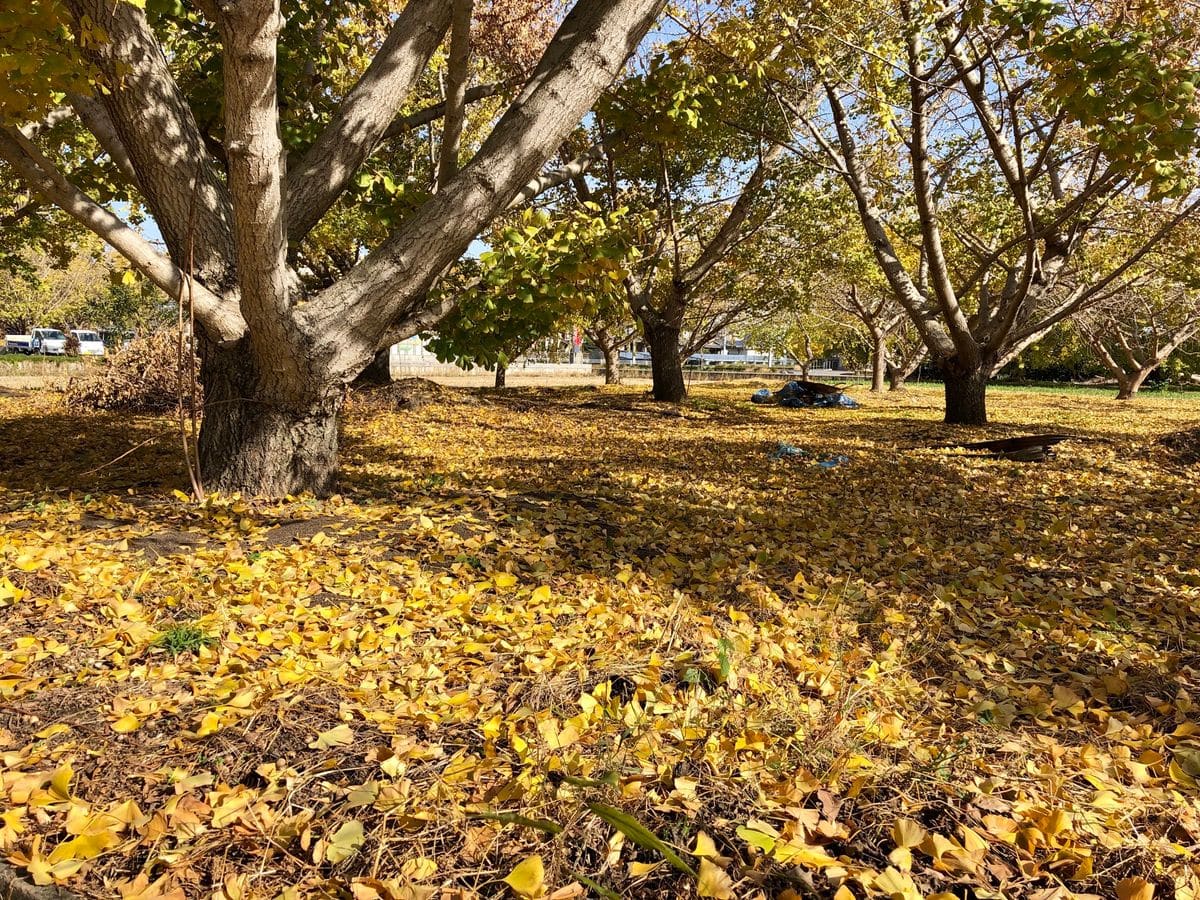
[1,384,1198,899]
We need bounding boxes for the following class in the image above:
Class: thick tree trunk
[602,344,621,384]
[354,347,393,385]
[644,320,686,402]
[198,348,341,497]
[495,364,507,388]
[1116,368,1151,400]
[943,363,989,425]
[870,332,887,392]
[887,365,907,391]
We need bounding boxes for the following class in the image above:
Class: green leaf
[467,810,564,835]
[586,802,696,877]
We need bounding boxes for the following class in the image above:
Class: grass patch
[151,623,216,655]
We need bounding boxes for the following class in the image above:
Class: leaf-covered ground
[1,382,1199,900]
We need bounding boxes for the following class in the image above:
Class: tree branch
[0,126,245,342]
[305,0,667,381]
[67,93,140,187]
[435,0,474,190]
[217,0,295,365]
[285,0,453,241]
[62,0,236,287]
[381,80,518,141]
[681,143,782,287]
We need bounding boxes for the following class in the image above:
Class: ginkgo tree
[762,0,1200,422]
[425,205,635,387]
[0,0,665,496]
[580,33,801,402]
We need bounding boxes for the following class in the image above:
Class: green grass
[0,351,82,365]
[151,623,216,655]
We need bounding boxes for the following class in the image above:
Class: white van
[70,330,106,356]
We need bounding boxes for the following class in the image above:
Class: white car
[4,328,68,355]
[70,330,106,356]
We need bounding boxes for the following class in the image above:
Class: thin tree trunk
[644,319,686,402]
[198,347,341,496]
[495,364,507,388]
[871,331,887,392]
[943,362,989,425]
[603,344,620,384]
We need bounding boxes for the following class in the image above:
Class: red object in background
[573,327,583,348]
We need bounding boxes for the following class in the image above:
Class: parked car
[70,329,106,356]
[4,328,68,355]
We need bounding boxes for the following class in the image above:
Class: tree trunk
[1116,368,1151,400]
[494,364,507,388]
[943,363,989,425]
[887,364,907,391]
[602,344,621,384]
[870,332,887,392]
[644,320,686,402]
[354,347,393,385]
[198,347,341,497]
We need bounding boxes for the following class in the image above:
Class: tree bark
[870,331,887,392]
[644,320,686,402]
[1116,368,1151,400]
[602,344,621,384]
[943,363,989,425]
[198,348,341,496]
[494,364,507,388]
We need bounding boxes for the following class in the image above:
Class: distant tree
[426,206,634,388]
[586,310,639,385]
[764,0,1200,423]
[0,240,109,333]
[1077,286,1200,399]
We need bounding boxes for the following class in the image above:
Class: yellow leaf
[326,820,364,864]
[1116,878,1154,900]
[13,554,48,573]
[49,763,73,800]
[892,818,926,849]
[919,833,957,861]
[888,846,912,871]
[872,866,921,899]
[34,723,71,739]
[774,841,838,868]
[696,858,734,899]
[494,572,518,589]
[111,714,140,733]
[531,585,552,603]
[310,723,354,749]
[195,711,222,737]
[628,861,661,876]
[693,830,719,858]
[504,854,545,898]
[47,829,120,863]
